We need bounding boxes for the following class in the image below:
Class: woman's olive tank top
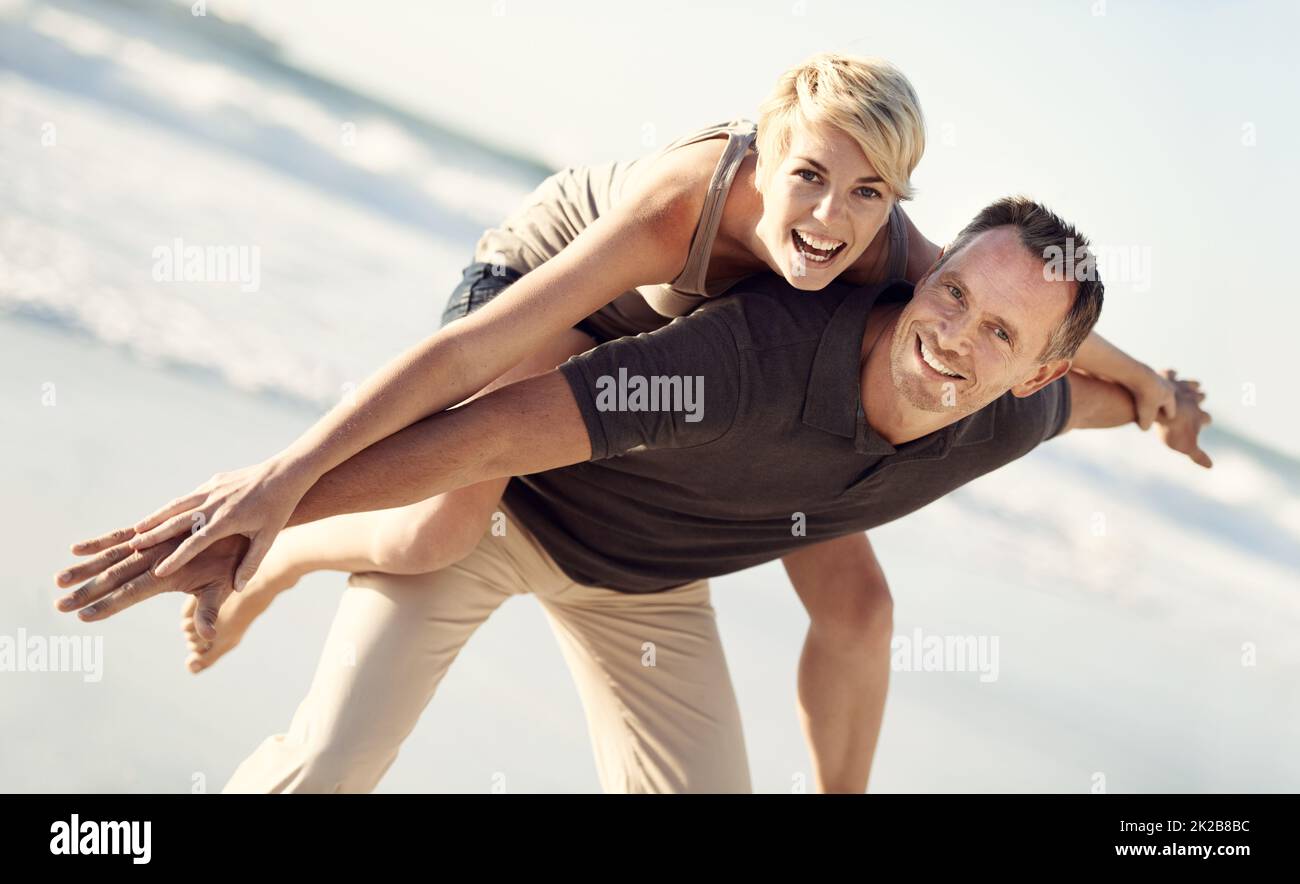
[472,117,908,341]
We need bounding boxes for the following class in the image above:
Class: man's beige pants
[222,508,752,793]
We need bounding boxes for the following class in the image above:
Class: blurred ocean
[0,0,547,407]
[1,0,1297,793]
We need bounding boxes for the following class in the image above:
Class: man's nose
[935,315,974,358]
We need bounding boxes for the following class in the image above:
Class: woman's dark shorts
[440,262,522,328]
[440,261,603,341]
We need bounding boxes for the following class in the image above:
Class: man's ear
[1011,358,1072,398]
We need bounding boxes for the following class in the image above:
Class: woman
[69,52,1175,669]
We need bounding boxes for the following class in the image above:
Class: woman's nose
[811,193,843,227]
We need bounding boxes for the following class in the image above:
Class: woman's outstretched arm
[71,160,703,588]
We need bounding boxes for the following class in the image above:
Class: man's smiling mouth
[916,333,965,380]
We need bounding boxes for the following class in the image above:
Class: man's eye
[947,284,963,301]
[994,327,1010,343]
[796,169,820,183]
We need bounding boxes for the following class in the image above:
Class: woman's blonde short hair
[755,52,926,201]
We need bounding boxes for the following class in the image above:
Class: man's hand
[53,533,249,639]
[1155,371,1213,468]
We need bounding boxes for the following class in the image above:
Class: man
[55,197,1212,793]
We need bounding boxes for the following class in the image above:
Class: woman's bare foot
[180,559,302,673]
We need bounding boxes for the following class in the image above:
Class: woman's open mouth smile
[791,228,846,266]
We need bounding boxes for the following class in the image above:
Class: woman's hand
[1122,363,1179,431]
[70,456,313,592]
[1068,334,1176,431]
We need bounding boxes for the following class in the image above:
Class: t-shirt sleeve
[992,373,1072,461]
[557,306,743,460]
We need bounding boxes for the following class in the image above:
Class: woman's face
[754,121,896,290]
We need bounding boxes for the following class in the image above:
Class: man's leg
[221,519,538,793]
[533,575,753,794]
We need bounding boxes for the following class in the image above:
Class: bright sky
[239,0,1300,456]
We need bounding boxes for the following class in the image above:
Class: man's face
[755,120,895,290]
[887,226,1074,413]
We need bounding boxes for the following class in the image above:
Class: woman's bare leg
[182,327,597,672]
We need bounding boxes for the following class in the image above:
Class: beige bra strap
[674,123,758,295]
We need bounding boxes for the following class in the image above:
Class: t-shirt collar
[801,279,998,457]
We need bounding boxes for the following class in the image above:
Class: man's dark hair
[935,196,1104,362]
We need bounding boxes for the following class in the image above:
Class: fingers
[232,532,273,593]
[1135,401,1154,432]
[55,541,137,588]
[152,523,224,578]
[129,510,207,553]
[55,544,167,614]
[73,568,167,622]
[1191,446,1213,469]
[70,526,138,556]
[132,491,207,535]
[191,585,228,641]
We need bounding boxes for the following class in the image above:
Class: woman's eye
[947,284,963,301]
[856,187,881,199]
[994,327,1010,344]
[796,169,819,183]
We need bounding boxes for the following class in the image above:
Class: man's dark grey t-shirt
[501,274,1071,593]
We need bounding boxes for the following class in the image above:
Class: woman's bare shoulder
[902,215,943,283]
[617,137,730,236]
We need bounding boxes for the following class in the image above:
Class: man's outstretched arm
[54,370,592,620]
[286,370,590,527]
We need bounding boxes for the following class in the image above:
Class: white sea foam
[0,0,543,407]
